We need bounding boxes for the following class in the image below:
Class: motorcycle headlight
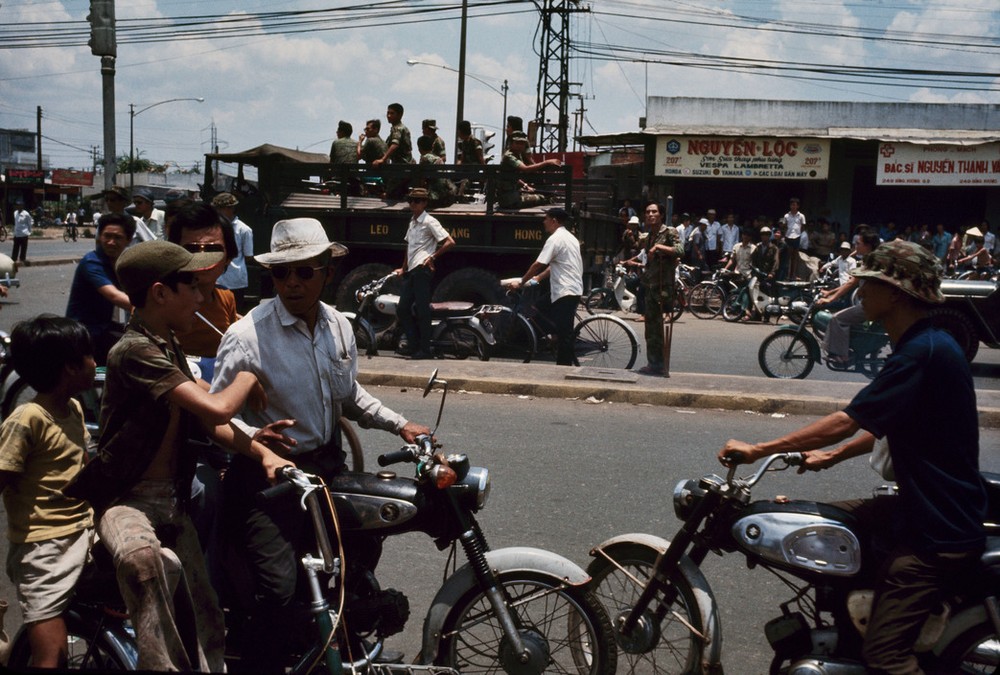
[673,478,706,521]
[453,467,490,510]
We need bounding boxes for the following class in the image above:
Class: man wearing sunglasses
[395,187,455,359]
[211,217,430,670]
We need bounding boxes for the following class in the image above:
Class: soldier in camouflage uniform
[329,120,357,165]
[456,120,485,165]
[497,131,561,209]
[638,202,684,376]
[422,119,447,161]
[372,103,413,166]
[357,119,388,164]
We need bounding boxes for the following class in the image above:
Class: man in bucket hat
[718,239,986,674]
[212,217,431,670]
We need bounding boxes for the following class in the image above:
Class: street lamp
[129,97,204,189]
[406,59,508,159]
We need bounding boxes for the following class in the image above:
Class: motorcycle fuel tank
[327,471,423,532]
[376,293,400,315]
[731,501,862,577]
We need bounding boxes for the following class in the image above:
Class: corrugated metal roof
[579,127,999,148]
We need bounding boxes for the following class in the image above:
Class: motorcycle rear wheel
[443,325,490,361]
[758,330,816,379]
[587,544,706,674]
[585,288,616,315]
[935,619,1000,672]
[436,571,616,674]
[8,613,136,670]
[722,290,749,322]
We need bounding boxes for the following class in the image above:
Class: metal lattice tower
[534,0,582,153]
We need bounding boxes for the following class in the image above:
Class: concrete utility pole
[88,0,117,190]
[36,106,42,170]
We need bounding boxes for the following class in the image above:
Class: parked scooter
[8,371,616,674]
[347,273,501,361]
[758,277,891,379]
[585,262,640,314]
[722,267,815,323]
[586,452,1000,674]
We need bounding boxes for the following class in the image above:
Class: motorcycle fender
[418,546,590,664]
[931,602,989,657]
[464,316,496,346]
[590,533,724,669]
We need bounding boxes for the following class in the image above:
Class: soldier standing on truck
[395,188,455,359]
[497,131,561,209]
[372,103,413,166]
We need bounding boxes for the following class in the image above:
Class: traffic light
[88,0,116,57]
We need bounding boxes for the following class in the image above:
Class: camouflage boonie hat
[851,239,944,305]
[211,192,239,208]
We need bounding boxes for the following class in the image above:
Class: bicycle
[64,222,79,242]
[492,280,639,369]
[686,268,746,320]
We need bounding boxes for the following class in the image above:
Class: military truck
[201,144,619,311]
[935,278,1000,362]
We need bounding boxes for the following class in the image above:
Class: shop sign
[654,136,829,179]
[5,169,44,185]
[52,169,94,187]
[876,142,1000,186]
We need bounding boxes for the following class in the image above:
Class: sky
[1,0,998,178]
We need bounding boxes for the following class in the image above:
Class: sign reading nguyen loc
[876,142,1000,186]
[654,136,830,180]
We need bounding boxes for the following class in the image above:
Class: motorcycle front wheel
[722,290,749,322]
[587,544,706,674]
[935,619,1000,672]
[758,330,816,379]
[436,571,616,674]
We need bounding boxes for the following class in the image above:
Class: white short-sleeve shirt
[536,226,584,301]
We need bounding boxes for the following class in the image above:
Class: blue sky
[1,0,997,175]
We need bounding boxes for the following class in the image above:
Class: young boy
[64,240,292,672]
[0,315,96,668]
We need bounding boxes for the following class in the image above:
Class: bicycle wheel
[667,282,686,323]
[435,571,616,674]
[0,225,7,242]
[444,325,490,361]
[722,289,749,322]
[490,307,537,363]
[7,612,137,670]
[574,315,638,370]
[686,282,725,319]
[584,288,616,315]
[758,329,816,379]
[587,544,707,674]
[338,416,364,472]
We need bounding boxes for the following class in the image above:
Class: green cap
[116,240,224,300]
[850,239,944,305]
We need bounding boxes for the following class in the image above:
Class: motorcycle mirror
[423,369,448,437]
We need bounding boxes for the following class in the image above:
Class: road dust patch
[565,367,639,384]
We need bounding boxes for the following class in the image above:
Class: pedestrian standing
[394,187,455,359]
[636,202,683,376]
[212,192,253,308]
[12,202,33,263]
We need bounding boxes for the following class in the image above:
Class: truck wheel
[928,307,980,362]
[335,263,398,313]
[432,268,503,305]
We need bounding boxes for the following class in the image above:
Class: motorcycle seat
[775,281,812,289]
[430,301,475,315]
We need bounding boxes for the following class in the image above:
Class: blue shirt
[844,319,986,552]
[66,246,119,338]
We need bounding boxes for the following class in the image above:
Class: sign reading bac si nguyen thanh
[654,136,830,179]
[877,143,1000,186]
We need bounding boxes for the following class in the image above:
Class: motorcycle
[722,268,814,323]
[758,279,891,380]
[8,370,616,674]
[585,261,640,314]
[586,452,1000,674]
[346,273,501,361]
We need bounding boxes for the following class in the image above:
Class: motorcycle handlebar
[254,466,306,506]
[378,448,416,467]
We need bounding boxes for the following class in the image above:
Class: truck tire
[432,267,503,305]
[929,306,980,362]
[335,263,398,313]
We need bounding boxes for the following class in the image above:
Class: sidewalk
[355,354,1000,428]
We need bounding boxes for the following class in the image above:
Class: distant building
[581,98,1000,231]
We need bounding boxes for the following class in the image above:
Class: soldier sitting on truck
[496,131,561,210]
[416,135,461,208]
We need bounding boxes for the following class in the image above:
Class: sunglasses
[183,243,226,254]
[270,265,327,281]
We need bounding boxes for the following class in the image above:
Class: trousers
[98,479,226,672]
[398,266,433,354]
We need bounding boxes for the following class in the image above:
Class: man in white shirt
[12,201,33,263]
[704,208,721,267]
[394,187,455,359]
[131,187,165,240]
[212,192,254,307]
[719,213,741,257]
[212,217,430,670]
[510,208,584,365]
[821,241,858,286]
[782,197,806,279]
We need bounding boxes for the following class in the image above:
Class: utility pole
[533,0,587,153]
[88,0,117,190]
[36,106,42,170]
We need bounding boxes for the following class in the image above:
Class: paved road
[4,251,1000,390]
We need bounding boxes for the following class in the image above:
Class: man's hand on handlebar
[253,419,298,455]
[261,449,296,483]
[797,449,839,474]
[399,421,431,444]
[717,439,764,467]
